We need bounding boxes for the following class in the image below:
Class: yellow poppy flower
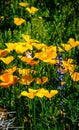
[35,88,48,98]
[19,75,34,85]
[45,90,58,99]
[68,38,79,48]
[20,91,28,97]
[28,88,37,93]
[68,64,76,75]
[61,43,72,51]
[10,42,32,54]
[14,18,25,26]
[26,6,38,14]
[68,38,75,45]
[0,73,18,88]
[28,88,37,99]
[61,39,79,51]
[0,56,14,64]
[20,90,36,99]
[5,43,17,52]
[62,59,76,73]
[15,45,27,53]
[70,72,79,81]
[19,2,29,7]
[27,92,35,99]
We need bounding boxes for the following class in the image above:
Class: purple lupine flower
[59,57,63,61]
[56,56,60,60]
[60,71,65,75]
[59,75,64,81]
[59,62,63,66]
[56,69,60,73]
[59,75,64,79]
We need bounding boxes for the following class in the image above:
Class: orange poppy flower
[0,49,9,57]
[35,77,41,84]
[0,56,14,64]
[0,73,18,88]
[34,46,57,61]
[1,66,17,74]
[20,56,39,66]
[35,76,48,84]
[14,18,25,26]
[19,75,34,85]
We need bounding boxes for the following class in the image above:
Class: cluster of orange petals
[19,75,34,85]
[0,49,9,57]
[35,76,48,84]
[0,73,18,88]
[0,36,79,91]
[20,88,58,99]
[0,66,48,87]
[34,46,57,61]
[20,56,39,66]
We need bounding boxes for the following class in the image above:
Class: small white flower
[23,51,32,58]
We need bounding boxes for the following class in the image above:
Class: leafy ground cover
[0,0,79,130]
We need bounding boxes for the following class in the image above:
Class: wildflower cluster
[0,0,79,129]
[20,88,58,99]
